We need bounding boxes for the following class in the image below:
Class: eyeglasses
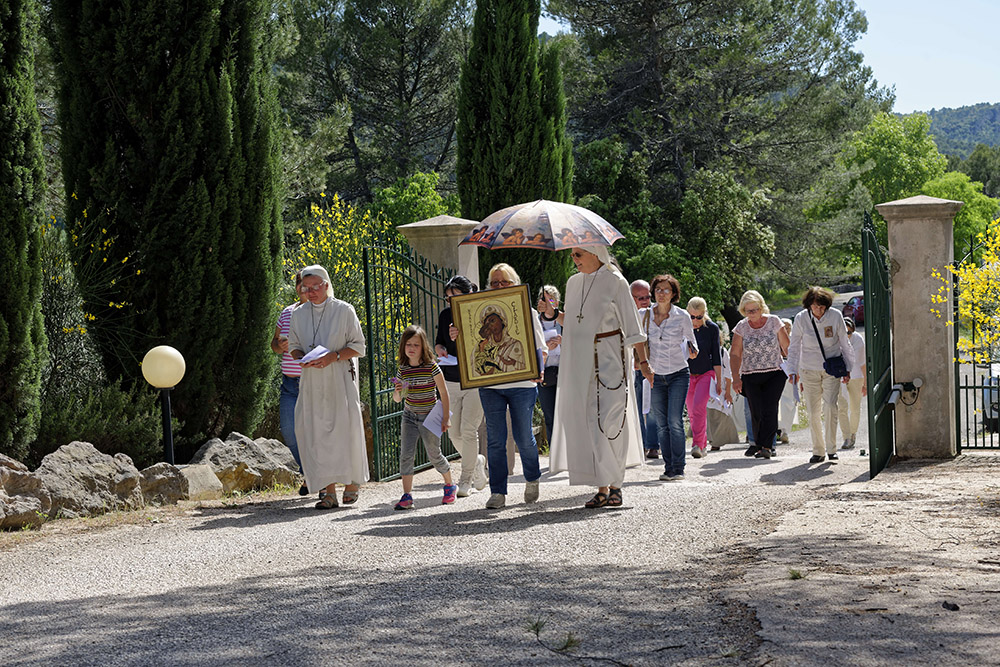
[570,251,586,259]
[489,279,513,288]
[301,282,327,293]
[691,314,704,320]
[744,307,760,315]
[654,287,673,295]
[633,295,651,301]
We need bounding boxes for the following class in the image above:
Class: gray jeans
[399,409,451,476]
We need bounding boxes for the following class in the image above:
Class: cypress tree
[540,41,573,203]
[456,0,571,292]
[52,0,282,449]
[0,0,47,460]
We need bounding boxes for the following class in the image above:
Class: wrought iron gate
[953,236,1000,450]
[362,227,457,481]
[862,212,894,478]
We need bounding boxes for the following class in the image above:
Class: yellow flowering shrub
[284,193,399,309]
[932,217,1000,363]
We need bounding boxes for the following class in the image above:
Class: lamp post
[142,346,186,465]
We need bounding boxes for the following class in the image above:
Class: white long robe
[549,265,646,486]
[289,298,370,489]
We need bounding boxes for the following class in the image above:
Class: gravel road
[1,408,870,666]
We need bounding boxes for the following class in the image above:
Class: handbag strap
[809,315,829,361]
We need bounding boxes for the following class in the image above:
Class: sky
[539,1,1000,114]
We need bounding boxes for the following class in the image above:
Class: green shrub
[30,381,166,470]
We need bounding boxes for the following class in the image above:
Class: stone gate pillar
[875,195,963,458]
[397,215,481,287]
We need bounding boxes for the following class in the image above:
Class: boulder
[140,463,189,505]
[177,464,223,501]
[0,465,52,530]
[0,453,29,472]
[35,441,144,519]
[189,432,301,494]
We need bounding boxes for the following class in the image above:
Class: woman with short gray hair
[786,287,855,464]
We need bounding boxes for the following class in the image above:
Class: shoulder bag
[810,316,850,378]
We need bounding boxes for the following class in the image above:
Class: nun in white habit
[288,265,370,509]
[549,246,652,508]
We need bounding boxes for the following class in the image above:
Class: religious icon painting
[450,284,541,389]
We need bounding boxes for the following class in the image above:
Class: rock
[189,432,301,494]
[0,466,52,530]
[140,463,189,505]
[35,441,144,519]
[0,453,29,473]
[177,464,223,501]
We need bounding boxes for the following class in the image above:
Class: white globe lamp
[142,346,186,464]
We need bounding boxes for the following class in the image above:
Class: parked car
[841,295,864,325]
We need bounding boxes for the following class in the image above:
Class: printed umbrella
[459,199,624,251]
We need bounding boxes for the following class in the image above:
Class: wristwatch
[335,351,341,362]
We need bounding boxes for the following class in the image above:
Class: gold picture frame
[450,284,541,389]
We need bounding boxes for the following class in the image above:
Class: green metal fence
[362,227,457,481]
[862,212,895,478]
[953,237,1000,451]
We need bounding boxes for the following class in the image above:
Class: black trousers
[741,370,787,451]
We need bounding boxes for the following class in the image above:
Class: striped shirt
[398,362,441,414]
[276,304,302,377]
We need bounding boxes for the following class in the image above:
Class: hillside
[911,102,1000,158]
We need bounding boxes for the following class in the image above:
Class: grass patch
[788,568,805,580]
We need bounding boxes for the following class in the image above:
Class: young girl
[392,325,455,509]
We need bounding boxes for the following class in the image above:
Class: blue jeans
[479,386,541,495]
[650,370,689,476]
[279,374,301,469]
[634,370,659,451]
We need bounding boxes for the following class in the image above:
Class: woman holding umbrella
[549,246,651,508]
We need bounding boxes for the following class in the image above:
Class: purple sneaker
[442,484,458,505]
[394,493,414,510]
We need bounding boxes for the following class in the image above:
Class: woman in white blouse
[730,290,790,460]
[642,274,698,480]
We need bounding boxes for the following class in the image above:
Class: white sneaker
[472,454,488,490]
[524,480,539,503]
[456,482,472,497]
[485,493,505,509]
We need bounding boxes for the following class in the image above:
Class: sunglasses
[691,314,704,320]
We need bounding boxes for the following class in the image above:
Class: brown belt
[594,328,623,341]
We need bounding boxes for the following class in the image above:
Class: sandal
[315,494,338,510]
[584,492,609,509]
[607,487,622,507]
[342,489,359,505]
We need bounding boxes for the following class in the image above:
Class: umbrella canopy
[459,200,624,251]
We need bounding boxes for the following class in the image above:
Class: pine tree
[0,0,47,460]
[456,0,572,292]
[52,0,282,451]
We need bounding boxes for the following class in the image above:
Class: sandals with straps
[342,489,359,505]
[607,487,623,507]
[585,492,609,509]
[315,494,338,510]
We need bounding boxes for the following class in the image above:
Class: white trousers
[801,368,841,456]
[445,380,485,484]
[838,377,865,439]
